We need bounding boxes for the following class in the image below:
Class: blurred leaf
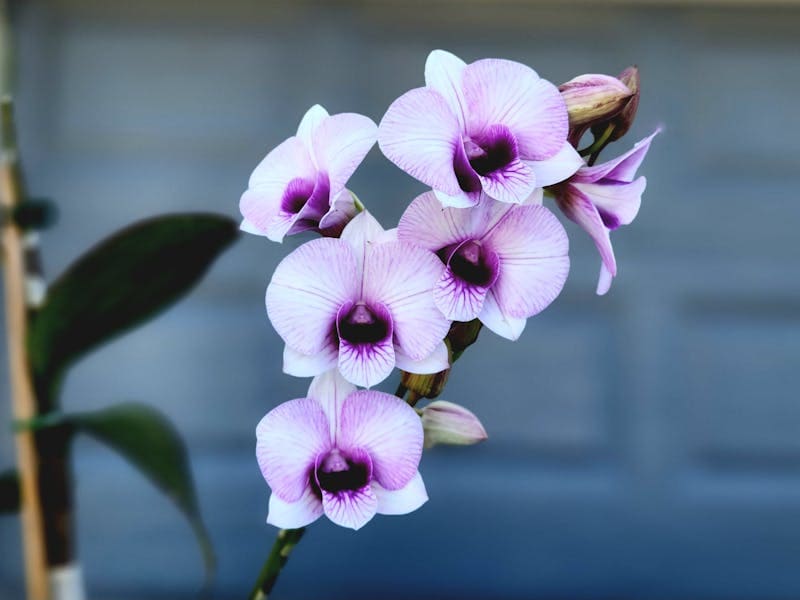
[32,403,215,575]
[0,470,20,514]
[27,213,238,401]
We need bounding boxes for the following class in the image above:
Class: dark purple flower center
[337,303,389,346]
[314,449,370,494]
[453,125,518,193]
[440,240,498,288]
[281,177,315,214]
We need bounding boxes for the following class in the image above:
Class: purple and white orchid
[551,129,659,295]
[240,104,377,242]
[378,50,583,209]
[266,211,451,388]
[398,191,569,340]
[257,370,427,530]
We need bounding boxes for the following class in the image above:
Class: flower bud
[592,66,640,143]
[420,401,488,449]
[401,368,450,400]
[559,74,632,144]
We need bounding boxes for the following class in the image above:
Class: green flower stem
[249,528,306,600]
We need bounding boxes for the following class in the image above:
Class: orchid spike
[378,49,583,209]
[240,104,377,242]
[398,190,569,341]
[551,129,659,295]
[266,211,451,387]
[257,370,428,531]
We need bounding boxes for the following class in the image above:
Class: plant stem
[1,98,49,600]
[248,528,305,600]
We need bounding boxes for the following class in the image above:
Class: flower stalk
[248,528,305,600]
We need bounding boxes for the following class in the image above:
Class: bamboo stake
[2,98,49,600]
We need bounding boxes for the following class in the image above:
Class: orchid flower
[257,370,427,531]
[240,104,377,242]
[397,190,569,341]
[378,50,583,209]
[266,211,451,388]
[551,129,659,295]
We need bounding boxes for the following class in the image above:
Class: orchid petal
[478,290,527,341]
[338,390,424,490]
[433,243,499,321]
[573,129,659,184]
[321,486,378,531]
[307,369,357,441]
[363,241,450,361]
[296,104,329,153]
[397,191,480,251]
[478,157,536,205]
[573,177,646,229]
[283,344,338,378]
[256,398,331,502]
[378,87,463,195]
[433,188,481,209]
[340,210,387,278]
[485,205,570,319]
[526,141,583,187]
[318,189,358,237]
[394,341,449,375]
[240,217,267,237]
[312,113,377,192]
[336,302,396,388]
[267,488,323,529]
[425,49,468,128]
[374,472,428,516]
[462,59,567,161]
[555,185,617,278]
[597,262,614,296]
[266,238,359,356]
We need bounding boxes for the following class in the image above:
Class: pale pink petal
[522,187,545,206]
[267,488,323,529]
[397,191,479,251]
[266,238,359,356]
[573,177,646,229]
[433,188,481,209]
[307,369,357,440]
[283,345,338,378]
[525,141,584,187]
[597,262,614,296]
[256,398,331,502]
[378,87,463,195]
[573,129,660,184]
[374,472,428,516]
[478,290,527,341]
[461,59,568,161]
[239,217,267,237]
[394,342,449,374]
[485,205,570,319]
[318,189,358,237]
[555,185,617,278]
[296,104,329,153]
[363,241,450,361]
[478,157,536,205]
[338,390,424,490]
[424,49,468,128]
[340,210,387,278]
[312,113,377,192]
[336,301,396,388]
[321,486,378,530]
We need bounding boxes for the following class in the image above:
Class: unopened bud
[592,66,640,143]
[421,401,488,449]
[401,368,450,400]
[560,74,632,144]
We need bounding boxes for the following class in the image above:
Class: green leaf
[27,213,238,401]
[34,404,215,575]
[0,469,20,514]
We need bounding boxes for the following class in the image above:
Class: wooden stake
[2,100,49,600]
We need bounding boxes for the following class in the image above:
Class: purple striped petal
[434,241,499,321]
[363,241,450,361]
[525,141,584,187]
[461,59,568,161]
[336,301,396,388]
[267,487,324,529]
[378,87,463,196]
[266,238,359,356]
[256,398,331,502]
[312,113,377,193]
[425,49,468,128]
[307,369,357,441]
[338,390,424,491]
[340,211,387,277]
[573,129,660,184]
[321,485,379,531]
[573,177,646,230]
[374,472,428,516]
[478,290,527,341]
[485,205,570,319]
[397,191,479,251]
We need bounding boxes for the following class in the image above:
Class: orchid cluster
[241,50,657,533]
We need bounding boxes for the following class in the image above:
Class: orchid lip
[441,239,499,288]
[281,177,315,214]
[465,125,516,176]
[336,301,391,346]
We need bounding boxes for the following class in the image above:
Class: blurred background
[1,0,799,598]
